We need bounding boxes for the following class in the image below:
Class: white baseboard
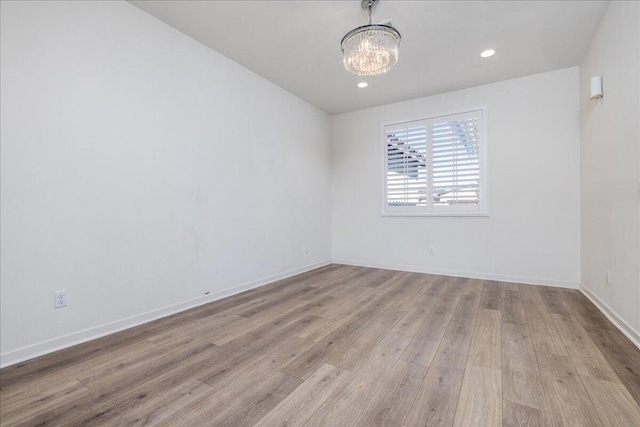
[0,260,331,368]
[332,258,579,289]
[579,283,640,350]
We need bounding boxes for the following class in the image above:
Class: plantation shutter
[383,109,485,215]
[384,120,428,212]
[431,110,482,212]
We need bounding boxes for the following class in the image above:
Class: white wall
[580,1,640,341]
[332,68,581,287]
[0,1,332,366]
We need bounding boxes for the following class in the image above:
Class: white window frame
[381,106,488,217]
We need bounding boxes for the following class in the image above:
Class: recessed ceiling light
[480,49,496,58]
[357,82,369,88]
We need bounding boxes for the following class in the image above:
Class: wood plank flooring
[1,264,640,426]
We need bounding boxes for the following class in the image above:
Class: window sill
[381,212,489,217]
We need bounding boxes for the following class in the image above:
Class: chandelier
[341,0,401,76]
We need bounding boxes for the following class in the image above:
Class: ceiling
[130,1,608,115]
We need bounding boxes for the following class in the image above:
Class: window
[383,108,486,216]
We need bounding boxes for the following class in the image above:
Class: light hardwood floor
[1,264,640,426]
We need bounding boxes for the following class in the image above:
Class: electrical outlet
[54,290,68,308]
[429,246,435,255]
[606,270,611,286]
